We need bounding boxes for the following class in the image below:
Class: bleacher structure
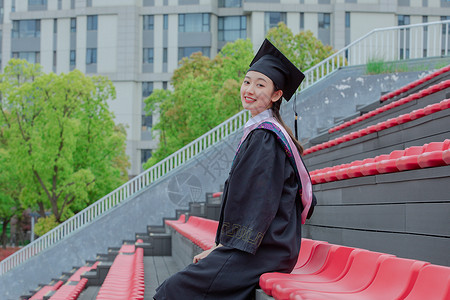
[0,21,449,300]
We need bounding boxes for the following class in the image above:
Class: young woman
[154,39,315,300]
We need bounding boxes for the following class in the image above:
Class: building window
[12,52,40,64]
[71,0,75,9]
[143,48,154,64]
[87,0,92,7]
[87,15,98,31]
[142,82,153,98]
[70,50,76,66]
[12,20,41,38]
[345,12,350,28]
[264,12,286,33]
[163,14,168,30]
[178,47,210,60]
[300,12,304,30]
[218,16,246,42]
[163,81,168,90]
[53,50,56,68]
[86,48,97,64]
[53,19,57,34]
[143,15,154,30]
[141,149,152,164]
[218,0,241,7]
[70,18,76,32]
[179,13,210,32]
[58,0,62,9]
[318,13,331,29]
[142,115,153,132]
[163,48,168,63]
[28,0,47,10]
[398,15,410,26]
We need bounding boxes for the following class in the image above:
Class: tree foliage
[143,39,253,168]
[266,22,335,72]
[143,24,336,168]
[0,59,129,234]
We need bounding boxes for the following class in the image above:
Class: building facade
[0,0,449,176]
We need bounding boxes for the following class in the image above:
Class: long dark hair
[271,98,304,155]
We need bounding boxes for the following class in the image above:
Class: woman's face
[240,71,283,117]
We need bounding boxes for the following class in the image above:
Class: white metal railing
[300,20,450,90]
[0,109,251,276]
[1,21,449,276]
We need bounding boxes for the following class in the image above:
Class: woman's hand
[193,244,222,263]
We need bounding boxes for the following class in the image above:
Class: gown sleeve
[216,129,290,255]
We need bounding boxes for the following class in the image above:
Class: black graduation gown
[154,129,302,300]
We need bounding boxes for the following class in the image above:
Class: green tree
[143,39,253,168]
[0,59,129,234]
[266,22,336,72]
[0,145,23,248]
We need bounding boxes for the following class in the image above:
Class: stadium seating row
[380,65,450,102]
[96,241,145,300]
[41,262,99,300]
[28,280,64,300]
[328,78,450,134]
[259,239,450,300]
[166,216,218,250]
[310,140,450,184]
[304,98,450,155]
[167,217,450,300]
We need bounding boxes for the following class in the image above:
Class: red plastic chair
[260,246,355,296]
[417,140,449,168]
[291,257,428,300]
[335,163,352,180]
[396,113,413,125]
[395,146,426,171]
[410,108,426,120]
[439,98,450,109]
[271,252,392,300]
[292,243,333,275]
[360,155,389,176]
[423,102,443,115]
[376,150,405,174]
[403,264,450,300]
[323,166,342,182]
[294,239,328,270]
[443,149,450,164]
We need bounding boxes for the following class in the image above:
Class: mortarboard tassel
[293,94,299,140]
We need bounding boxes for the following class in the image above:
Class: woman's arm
[193,244,223,263]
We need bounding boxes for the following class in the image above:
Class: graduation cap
[248,39,305,101]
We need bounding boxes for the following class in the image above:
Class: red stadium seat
[260,245,355,296]
[443,149,450,165]
[417,140,450,168]
[360,155,389,176]
[290,257,428,300]
[271,252,392,299]
[395,146,425,171]
[396,113,413,125]
[410,108,426,120]
[294,239,328,270]
[323,166,342,182]
[376,150,405,174]
[440,98,450,109]
[291,243,333,275]
[403,264,450,300]
[423,103,442,115]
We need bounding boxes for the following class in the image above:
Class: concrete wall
[0,130,242,300]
